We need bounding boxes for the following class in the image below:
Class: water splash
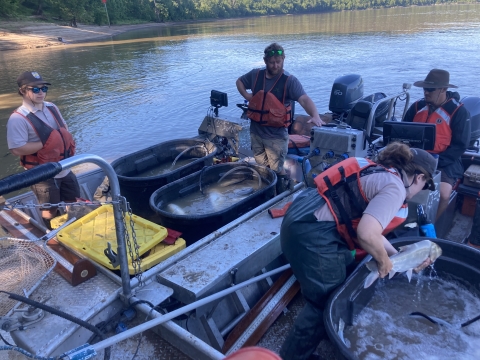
[344,275,480,359]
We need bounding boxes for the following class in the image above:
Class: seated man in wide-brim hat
[403,68,471,221]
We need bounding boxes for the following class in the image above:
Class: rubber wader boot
[468,198,480,249]
[276,174,293,195]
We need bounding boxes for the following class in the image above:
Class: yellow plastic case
[50,214,68,229]
[132,238,186,275]
[56,205,173,271]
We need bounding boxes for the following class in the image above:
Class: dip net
[0,237,56,316]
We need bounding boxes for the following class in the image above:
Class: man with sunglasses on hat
[236,43,324,194]
[6,71,80,228]
[403,69,471,221]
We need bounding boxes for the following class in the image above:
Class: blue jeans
[279,189,354,359]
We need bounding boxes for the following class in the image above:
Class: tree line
[1,0,478,25]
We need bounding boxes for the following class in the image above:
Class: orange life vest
[14,104,76,169]
[247,69,292,128]
[314,157,408,250]
[412,98,463,153]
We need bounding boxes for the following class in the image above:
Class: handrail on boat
[55,155,133,303]
[0,154,133,303]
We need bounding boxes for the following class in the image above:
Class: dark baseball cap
[410,148,437,191]
[17,71,51,87]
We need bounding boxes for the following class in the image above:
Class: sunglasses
[265,50,283,57]
[423,88,437,93]
[28,86,48,94]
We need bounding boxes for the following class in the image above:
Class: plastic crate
[134,238,186,275]
[50,214,68,229]
[57,205,169,270]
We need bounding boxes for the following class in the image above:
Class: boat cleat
[0,306,44,332]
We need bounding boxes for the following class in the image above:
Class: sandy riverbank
[0,20,172,51]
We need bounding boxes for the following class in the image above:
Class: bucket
[149,162,276,245]
[224,347,282,360]
[324,237,480,360]
[111,139,217,220]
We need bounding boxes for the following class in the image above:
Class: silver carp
[364,240,442,288]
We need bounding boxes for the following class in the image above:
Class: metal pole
[66,264,292,359]
[59,155,131,301]
[104,2,110,27]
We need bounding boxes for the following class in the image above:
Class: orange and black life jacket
[412,97,463,153]
[14,104,76,169]
[314,157,409,250]
[247,69,292,128]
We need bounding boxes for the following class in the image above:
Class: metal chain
[120,197,144,287]
[3,197,144,285]
[1,200,120,211]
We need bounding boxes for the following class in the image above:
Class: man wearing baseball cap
[6,71,80,227]
[403,69,471,220]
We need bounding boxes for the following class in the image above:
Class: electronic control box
[309,126,369,168]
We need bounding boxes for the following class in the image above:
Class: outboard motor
[461,96,480,147]
[329,74,364,119]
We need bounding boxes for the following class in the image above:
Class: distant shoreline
[0,20,202,51]
[0,3,471,51]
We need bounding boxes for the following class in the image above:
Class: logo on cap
[31,72,41,79]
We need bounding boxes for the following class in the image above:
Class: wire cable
[0,333,13,346]
[0,290,110,360]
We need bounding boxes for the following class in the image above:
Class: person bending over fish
[279,142,437,360]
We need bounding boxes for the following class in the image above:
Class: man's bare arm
[10,142,43,156]
[297,94,324,127]
[236,78,253,101]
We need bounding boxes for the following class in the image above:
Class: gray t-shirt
[239,68,306,139]
[7,101,67,149]
[314,171,407,230]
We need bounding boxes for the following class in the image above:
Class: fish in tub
[364,240,442,288]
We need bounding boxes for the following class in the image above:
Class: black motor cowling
[461,96,480,146]
[329,74,364,115]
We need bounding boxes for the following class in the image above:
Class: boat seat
[345,100,373,133]
[288,134,310,155]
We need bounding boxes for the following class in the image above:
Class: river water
[1,4,480,183]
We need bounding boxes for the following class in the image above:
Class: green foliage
[0,0,22,17]
[0,0,478,23]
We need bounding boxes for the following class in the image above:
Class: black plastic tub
[111,139,217,220]
[325,237,480,360]
[149,162,276,245]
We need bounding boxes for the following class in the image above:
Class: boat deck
[0,197,475,360]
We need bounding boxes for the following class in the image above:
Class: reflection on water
[343,274,480,360]
[134,157,198,177]
[0,4,480,185]
[162,177,263,215]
